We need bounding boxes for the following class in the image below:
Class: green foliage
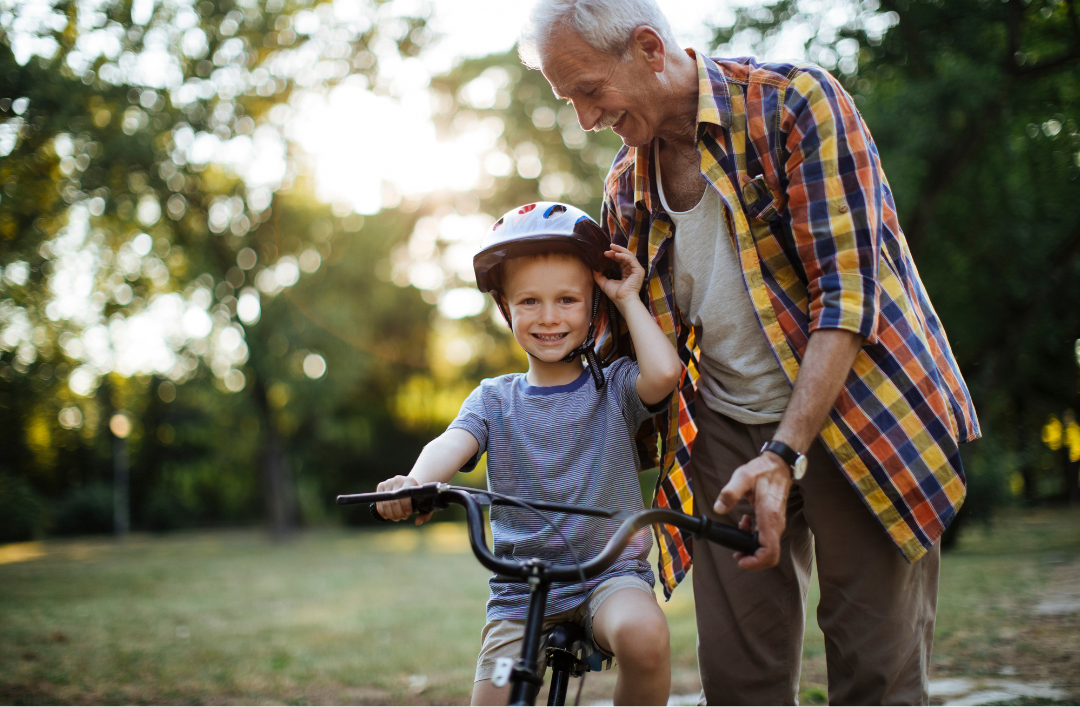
[52,483,113,536]
[0,472,44,542]
[144,485,190,532]
[0,0,436,533]
[711,0,1080,522]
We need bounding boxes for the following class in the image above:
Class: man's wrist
[760,440,808,480]
[761,450,792,473]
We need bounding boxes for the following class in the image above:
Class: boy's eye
[521,297,538,305]
[560,297,577,304]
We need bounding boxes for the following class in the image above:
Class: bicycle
[337,482,759,706]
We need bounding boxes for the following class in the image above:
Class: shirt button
[838,204,849,213]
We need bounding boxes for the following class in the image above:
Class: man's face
[537,26,663,148]
[501,255,593,363]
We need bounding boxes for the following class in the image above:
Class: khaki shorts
[474,574,654,682]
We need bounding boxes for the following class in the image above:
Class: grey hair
[518,0,679,69]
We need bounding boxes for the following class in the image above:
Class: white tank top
[655,139,791,424]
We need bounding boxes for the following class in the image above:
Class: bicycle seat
[544,622,610,674]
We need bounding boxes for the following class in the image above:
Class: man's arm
[714,329,862,569]
[712,66,884,570]
[375,428,479,526]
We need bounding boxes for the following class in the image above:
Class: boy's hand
[594,244,645,308]
[375,475,433,526]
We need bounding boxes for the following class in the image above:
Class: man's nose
[573,100,601,132]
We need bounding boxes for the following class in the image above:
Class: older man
[519,1,980,704]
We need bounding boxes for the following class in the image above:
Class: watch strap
[760,439,799,467]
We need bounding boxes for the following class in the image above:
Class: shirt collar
[632,49,732,212]
[692,49,732,130]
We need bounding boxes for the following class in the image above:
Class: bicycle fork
[504,561,549,706]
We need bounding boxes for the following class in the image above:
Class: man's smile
[594,110,626,132]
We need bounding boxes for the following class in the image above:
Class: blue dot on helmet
[543,204,568,218]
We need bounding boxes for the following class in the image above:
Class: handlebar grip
[699,517,760,555]
[369,503,391,523]
[366,498,438,523]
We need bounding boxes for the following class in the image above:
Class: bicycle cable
[451,486,590,600]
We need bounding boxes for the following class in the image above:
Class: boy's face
[501,254,593,363]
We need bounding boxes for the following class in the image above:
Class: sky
[292,0,747,216]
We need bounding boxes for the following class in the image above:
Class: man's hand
[374,475,433,526]
[714,452,793,570]
[712,328,863,571]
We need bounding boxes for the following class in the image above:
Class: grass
[0,508,1078,705]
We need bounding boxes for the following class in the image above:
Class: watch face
[793,455,808,480]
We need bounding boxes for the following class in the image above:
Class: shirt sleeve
[608,357,667,430]
[447,384,487,473]
[781,66,881,344]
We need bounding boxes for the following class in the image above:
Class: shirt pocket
[741,174,780,223]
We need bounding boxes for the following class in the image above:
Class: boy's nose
[538,302,560,324]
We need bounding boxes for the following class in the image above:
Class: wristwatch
[760,440,808,481]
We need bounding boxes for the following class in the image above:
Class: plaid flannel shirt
[601,52,981,598]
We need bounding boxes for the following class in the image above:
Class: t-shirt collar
[520,367,590,396]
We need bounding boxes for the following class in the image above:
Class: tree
[711,0,1080,530]
[0,0,433,535]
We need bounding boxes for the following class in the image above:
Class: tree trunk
[1066,458,1080,507]
[260,429,296,540]
[252,374,297,540]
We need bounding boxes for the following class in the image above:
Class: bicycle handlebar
[337,483,760,582]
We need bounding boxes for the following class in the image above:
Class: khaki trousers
[690,397,939,706]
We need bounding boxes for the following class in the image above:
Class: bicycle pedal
[491,657,514,688]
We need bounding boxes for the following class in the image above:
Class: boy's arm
[594,244,682,406]
[375,427,479,526]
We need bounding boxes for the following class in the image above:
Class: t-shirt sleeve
[447,384,488,472]
[608,357,669,430]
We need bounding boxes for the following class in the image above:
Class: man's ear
[631,26,667,73]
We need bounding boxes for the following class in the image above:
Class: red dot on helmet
[492,218,504,230]
[518,204,536,214]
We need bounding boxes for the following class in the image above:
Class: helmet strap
[560,286,605,390]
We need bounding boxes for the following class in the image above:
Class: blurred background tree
[709,0,1080,538]
[1,0,1078,544]
[0,0,435,538]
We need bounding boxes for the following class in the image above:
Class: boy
[376,202,681,705]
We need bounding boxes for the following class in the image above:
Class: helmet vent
[544,204,568,218]
[518,204,536,214]
[492,217,504,230]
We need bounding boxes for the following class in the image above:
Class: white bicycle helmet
[473,202,621,388]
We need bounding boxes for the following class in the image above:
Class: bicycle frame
[337,482,758,705]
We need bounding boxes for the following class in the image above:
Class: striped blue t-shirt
[449,357,658,621]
